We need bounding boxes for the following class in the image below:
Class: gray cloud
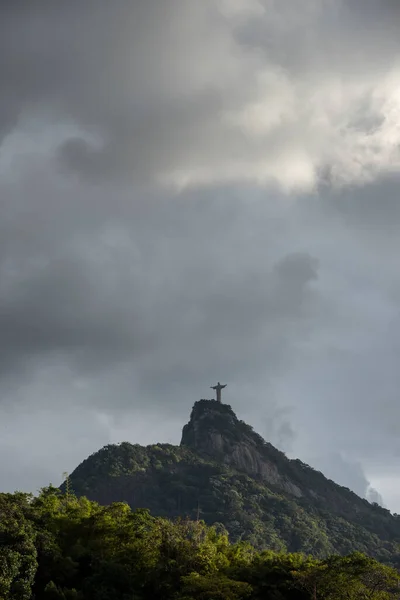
[2,1,400,189]
[310,452,385,507]
[0,156,322,396]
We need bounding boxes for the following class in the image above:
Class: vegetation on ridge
[1,487,400,600]
[66,401,400,565]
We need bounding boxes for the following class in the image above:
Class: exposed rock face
[181,399,302,498]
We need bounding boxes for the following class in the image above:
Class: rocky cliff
[181,400,390,521]
[181,400,302,497]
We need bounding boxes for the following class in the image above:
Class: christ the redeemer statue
[211,382,227,403]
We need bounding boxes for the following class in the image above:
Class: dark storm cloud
[328,174,400,234]
[235,0,400,69]
[0,255,143,375]
[0,154,322,396]
[1,0,400,189]
[0,1,233,182]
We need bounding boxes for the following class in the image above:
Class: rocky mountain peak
[180,399,303,497]
[180,399,239,451]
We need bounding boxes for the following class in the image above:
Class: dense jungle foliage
[1,487,400,600]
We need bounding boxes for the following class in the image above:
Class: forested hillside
[66,400,400,564]
[1,488,400,600]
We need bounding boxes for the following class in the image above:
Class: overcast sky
[1,0,400,511]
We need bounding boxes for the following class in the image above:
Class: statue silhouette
[210,382,227,402]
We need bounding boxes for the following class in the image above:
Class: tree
[179,572,252,600]
[0,493,37,600]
